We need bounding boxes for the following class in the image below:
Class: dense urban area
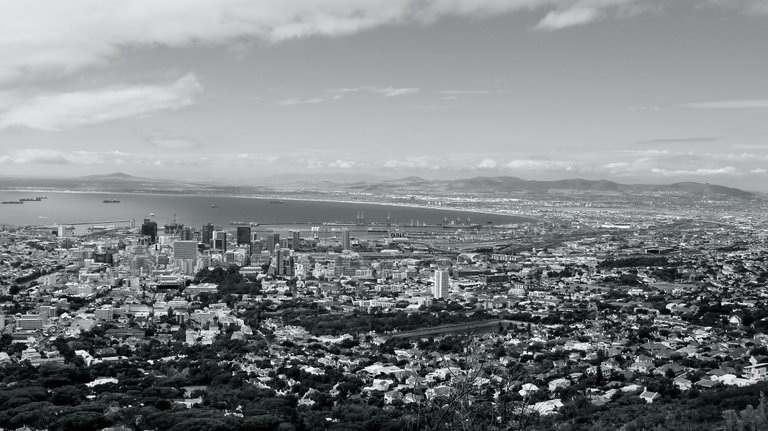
[1,188,768,431]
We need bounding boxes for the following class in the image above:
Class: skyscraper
[173,240,197,260]
[237,226,252,245]
[213,231,227,251]
[432,269,450,299]
[291,230,300,250]
[141,219,158,244]
[266,233,280,253]
[202,222,214,247]
[180,227,194,241]
[250,240,262,256]
[341,228,350,250]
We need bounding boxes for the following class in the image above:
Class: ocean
[0,191,529,233]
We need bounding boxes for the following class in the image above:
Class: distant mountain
[339,176,756,199]
[75,172,155,181]
[0,173,756,199]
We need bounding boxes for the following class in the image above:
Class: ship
[103,199,121,203]
[1,201,22,204]
[211,204,218,208]
[270,200,284,204]
[19,197,43,202]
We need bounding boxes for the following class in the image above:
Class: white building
[432,269,450,299]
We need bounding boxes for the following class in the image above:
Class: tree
[723,394,768,431]
[412,349,535,431]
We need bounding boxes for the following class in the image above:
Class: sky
[0,0,767,190]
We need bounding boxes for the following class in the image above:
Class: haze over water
[0,191,527,228]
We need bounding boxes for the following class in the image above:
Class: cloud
[637,137,720,144]
[3,149,116,165]
[371,87,421,97]
[329,87,420,97]
[478,158,498,169]
[438,90,491,95]
[0,148,280,167]
[147,131,200,149]
[535,7,601,30]
[505,159,578,171]
[0,74,201,130]
[650,166,738,176]
[1,1,766,82]
[278,97,324,106]
[675,99,768,110]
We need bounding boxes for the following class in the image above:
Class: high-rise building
[202,223,214,247]
[173,240,198,260]
[341,228,351,250]
[432,269,450,299]
[291,230,300,250]
[274,248,294,277]
[212,231,227,251]
[250,240,263,256]
[180,227,194,241]
[266,233,280,253]
[141,219,158,244]
[237,226,252,245]
[386,212,392,227]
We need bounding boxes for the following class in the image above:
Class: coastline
[0,188,534,224]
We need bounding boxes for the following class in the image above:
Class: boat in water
[103,199,121,203]
[270,200,284,204]
[1,201,22,204]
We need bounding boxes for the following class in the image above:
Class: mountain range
[0,173,757,199]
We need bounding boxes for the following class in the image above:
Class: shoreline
[0,188,534,224]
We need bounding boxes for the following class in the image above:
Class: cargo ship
[1,200,22,204]
[103,199,121,203]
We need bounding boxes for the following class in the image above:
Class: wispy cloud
[1,1,768,82]
[0,74,201,130]
[146,130,200,149]
[329,87,420,98]
[535,7,602,31]
[278,97,324,106]
[675,99,768,110]
[0,148,277,167]
[438,90,491,95]
[637,136,721,144]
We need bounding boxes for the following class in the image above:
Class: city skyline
[1,1,767,190]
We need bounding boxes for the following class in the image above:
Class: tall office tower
[274,248,294,276]
[341,228,350,250]
[180,227,193,241]
[141,219,158,244]
[386,212,392,227]
[291,230,300,250]
[173,240,198,260]
[237,226,252,245]
[250,240,263,256]
[213,231,227,251]
[202,223,214,247]
[356,211,365,226]
[266,233,280,253]
[432,269,450,299]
